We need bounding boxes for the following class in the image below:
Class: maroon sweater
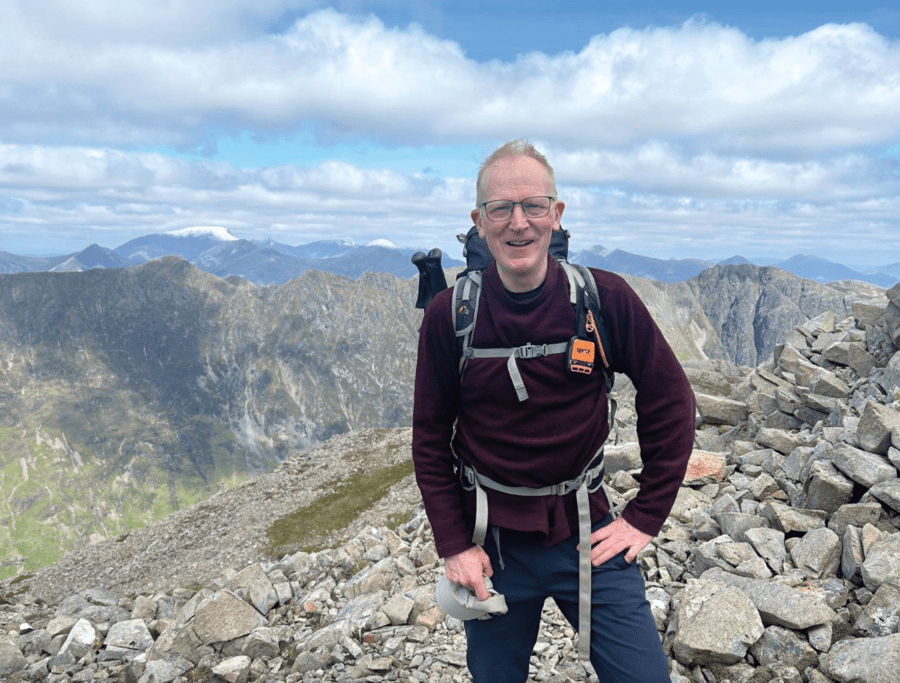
[412,257,695,559]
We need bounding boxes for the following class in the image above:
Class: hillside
[0,259,421,578]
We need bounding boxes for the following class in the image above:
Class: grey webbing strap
[609,396,619,444]
[562,261,587,306]
[454,271,483,375]
[468,342,569,401]
[472,478,490,547]
[576,481,592,661]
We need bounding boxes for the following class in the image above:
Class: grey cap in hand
[435,574,508,621]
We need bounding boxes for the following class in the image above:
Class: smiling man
[412,139,695,682]
[472,151,564,292]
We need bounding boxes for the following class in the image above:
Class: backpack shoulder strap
[452,269,483,377]
[560,262,614,390]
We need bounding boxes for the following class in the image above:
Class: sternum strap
[467,342,569,402]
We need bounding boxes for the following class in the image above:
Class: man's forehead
[482,155,553,193]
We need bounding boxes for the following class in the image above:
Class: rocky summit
[2,282,900,683]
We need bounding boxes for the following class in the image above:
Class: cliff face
[0,258,421,576]
[686,265,883,366]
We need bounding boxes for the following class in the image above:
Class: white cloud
[1,4,899,265]
[0,142,472,254]
[3,8,898,151]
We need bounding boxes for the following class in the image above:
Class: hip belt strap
[459,450,608,661]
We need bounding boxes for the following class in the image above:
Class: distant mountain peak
[165,226,238,241]
[366,238,398,249]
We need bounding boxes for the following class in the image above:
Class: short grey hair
[475,139,558,207]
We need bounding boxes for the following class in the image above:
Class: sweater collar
[484,255,562,309]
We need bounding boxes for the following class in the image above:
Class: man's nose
[509,203,528,228]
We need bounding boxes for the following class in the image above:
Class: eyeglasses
[480,196,555,222]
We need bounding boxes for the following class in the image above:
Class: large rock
[683,450,727,486]
[59,618,97,660]
[860,533,900,591]
[804,460,854,513]
[828,502,884,537]
[101,619,154,661]
[868,479,900,513]
[755,427,809,455]
[841,525,865,583]
[807,369,851,398]
[759,501,826,535]
[822,340,877,377]
[695,392,750,426]
[226,563,279,616]
[671,578,764,666]
[790,527,841,579]
[854,583,900,637]
[748,625,818,671]
[744,527,787,573]
[701,568,836,629]
[857,401,900,455]
[191,590,267,645]
[0,638,26,677]
[832,444,897,489]
[821,633,900,683]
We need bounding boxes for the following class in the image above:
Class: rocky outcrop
[687,264,883,366]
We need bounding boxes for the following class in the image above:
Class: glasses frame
[479,196,555,223]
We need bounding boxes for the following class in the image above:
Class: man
[412,139,695,682]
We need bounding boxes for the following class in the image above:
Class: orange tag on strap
[567,337,595,375]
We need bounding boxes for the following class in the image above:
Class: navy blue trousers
[464,520,670,683]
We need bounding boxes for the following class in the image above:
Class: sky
[1,1,899,268]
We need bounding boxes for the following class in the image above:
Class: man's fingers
[445,546,493,600]
[583,517,652,566]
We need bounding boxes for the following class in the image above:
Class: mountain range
[1,226,897,286]
[0,250,886,579]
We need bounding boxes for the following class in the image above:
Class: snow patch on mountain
[366,238,398,249]
[166,226,238,241]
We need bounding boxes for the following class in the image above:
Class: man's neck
[505,279,544,304]
[496,258,549,293]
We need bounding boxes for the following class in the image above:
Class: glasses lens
[485,200,513,221]
[522,197,551,217]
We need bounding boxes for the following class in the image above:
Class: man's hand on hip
[444,545,494,601]
[584,516,651,566]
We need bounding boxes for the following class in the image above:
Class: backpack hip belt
[458,448,616,661]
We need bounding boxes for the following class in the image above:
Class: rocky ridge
[2,285,900,681]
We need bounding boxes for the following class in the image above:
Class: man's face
[472,155,565,293]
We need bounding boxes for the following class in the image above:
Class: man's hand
[583,516,651,566]
[444,545,493,601]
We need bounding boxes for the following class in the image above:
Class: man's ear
[472,208,485,238]
[552,200,565,231]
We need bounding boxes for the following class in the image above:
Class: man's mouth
[507,240,533,247]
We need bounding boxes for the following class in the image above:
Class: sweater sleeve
[411,288,474,558]
[599,272,696,537]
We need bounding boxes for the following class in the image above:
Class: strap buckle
[553,478,581,496]
[517,343,548,360]
[458,462,477,491]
